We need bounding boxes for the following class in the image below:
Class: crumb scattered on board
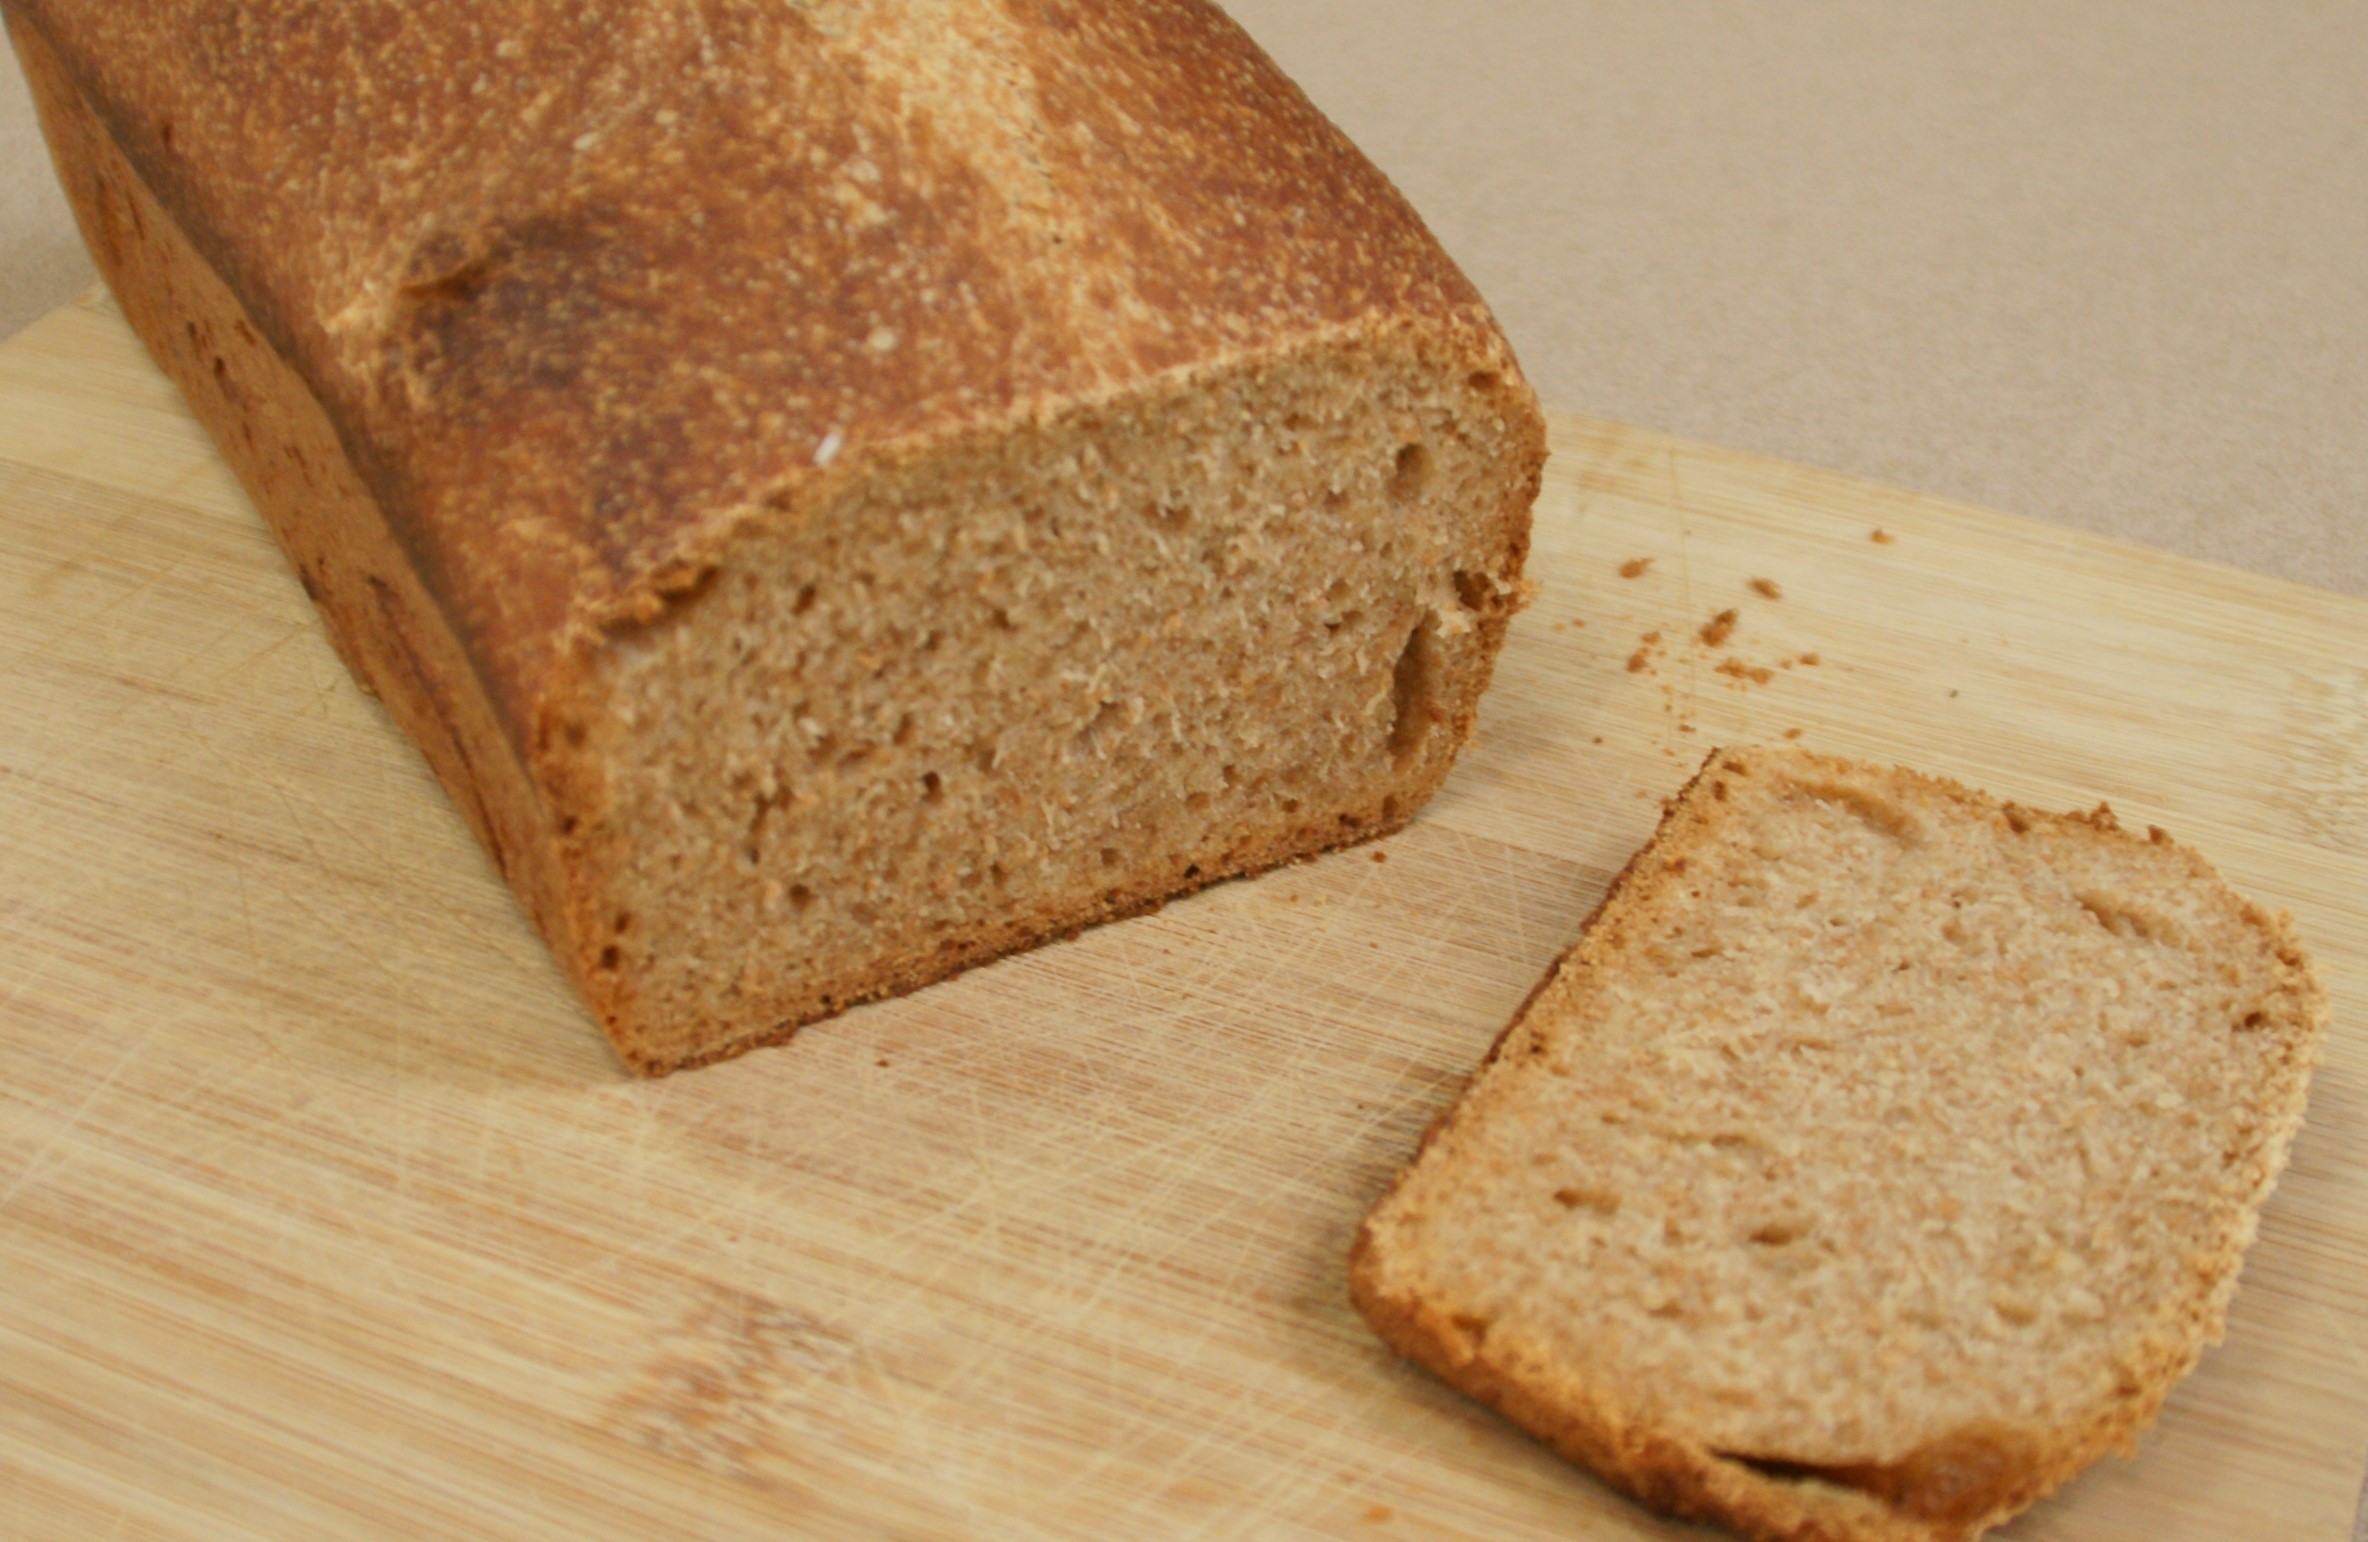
[1784,727,1804,739]
[1371,850,1388,864]
[1700,609,1739,647]
[1626,648,1651,673]
[1718,657,1774,685]
[1619,557,1654,578]
[1362,1505,1394,1524]
[1872,528,1896,545]
[1749,577,1783,600]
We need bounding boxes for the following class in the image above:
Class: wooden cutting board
[2,288,2363,1541]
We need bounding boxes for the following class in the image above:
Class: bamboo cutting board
[2,289,2364,1541]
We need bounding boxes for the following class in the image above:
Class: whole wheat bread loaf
[7,0,1544,1072]
[1352,747,2325,1541]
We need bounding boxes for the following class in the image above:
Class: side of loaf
[7,0,1546,1072]
[1352,748,2325,1542]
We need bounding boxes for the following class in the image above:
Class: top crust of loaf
[1352,747,2327,1542]
[11,0,1523,744]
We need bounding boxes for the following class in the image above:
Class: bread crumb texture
[1353,747,2325,1541]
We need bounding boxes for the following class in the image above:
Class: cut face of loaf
[1352,748,2325,1542]
[579,338,1536,1071]
[12,0,1546,1072]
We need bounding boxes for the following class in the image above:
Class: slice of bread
[1351,747,2325,1541]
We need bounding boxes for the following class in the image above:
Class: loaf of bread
[1352,748,2325,1541]
[8,0,1545,1072]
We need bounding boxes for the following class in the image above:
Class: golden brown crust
[1350,746,2328,1541]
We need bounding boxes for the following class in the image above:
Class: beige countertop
[2,7,2364,1536]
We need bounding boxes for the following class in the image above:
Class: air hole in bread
[1073,700,1125,758]
[1797,781,1918,844]
[920,771,943,803]
[1391,443,1431,500]
[1553,1186,1621,1215]
[1749,1218,1810,1246]
[787,884,815,912]
[2076,891,2183,948]
[1388,620,1441,766]
[1452,569,1492,611]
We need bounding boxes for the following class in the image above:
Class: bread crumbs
[1619,557,1654,578]
[1750,578,1783,600]
[1718,657,1774,685]
[1626,649,1651,673]
[1871,528,1896,545]
[1700,609,1739,647]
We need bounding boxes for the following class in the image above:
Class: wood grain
[2,290,2362,1540]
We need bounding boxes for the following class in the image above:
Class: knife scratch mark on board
[0,1020,157,1213]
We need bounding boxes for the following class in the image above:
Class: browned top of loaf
[15,0,1506,742]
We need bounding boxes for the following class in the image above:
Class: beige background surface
[4,2,2363,597]
[2,6,2364,1536]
